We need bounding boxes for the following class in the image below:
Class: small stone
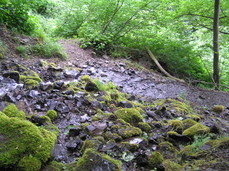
[3,71,20,83]
[86,125,96,132]
[85,81,98,92]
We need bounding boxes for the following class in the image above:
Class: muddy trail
[56,40,229,108]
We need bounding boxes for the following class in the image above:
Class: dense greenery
[1,0,229,88]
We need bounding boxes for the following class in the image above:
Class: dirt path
[56,40,229,108]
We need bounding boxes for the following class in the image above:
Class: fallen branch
[146,47,185,83]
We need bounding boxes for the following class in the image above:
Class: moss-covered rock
[80,139,101,153]
[148,151,164,168]
[46,110,58,120]
[115,108,143,125]
[119,126,143,139]
[182,123,210,137]
[0,112,57,168]
[162,159,183,171]
[212,105,225,113]
[76,148,122,171]
[137,122,151,132]
[182,119,198,129]
[20,71,42,88]
[3,104,25,119]
[42,161,66,171]
[17,155,41,171]
[168,120,184,132]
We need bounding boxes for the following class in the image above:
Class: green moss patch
[115,108,143,125]
[3,104,25,119]
[76,148,122,171]
[0,108,57,169]
[182,123,210,137]
[46,110,58,120]
[148,151,164,168]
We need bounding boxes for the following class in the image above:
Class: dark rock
[3,71,20,83]
[66,138,83,151]
[102,141,117,151]
[54,81,64,89]
[55,102,70,113]
[40,82,52,91]
[204,121,222,134]
[117,101,133,108]
[64,90,75,95]
[86,125,96,133]
[52,144,68,162]
[30,115,46,126]
[76,149,121,171]
[64,70,79,78]
[3,93,16,103]
[85,81,98,92]
[135,153,149,167]
[68,127,82,137]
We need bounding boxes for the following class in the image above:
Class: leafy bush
[31,41,67,59]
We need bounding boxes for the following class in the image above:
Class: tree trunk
[213,0,220,89]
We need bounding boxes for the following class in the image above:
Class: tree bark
[213,0,220,89]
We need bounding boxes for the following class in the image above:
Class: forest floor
[1,30,229,170]
[49,39,229,109]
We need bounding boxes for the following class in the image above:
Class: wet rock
[85,81,98,92]
[102,141,117,151]
[204,121,222,134]
[52,144,68,162]
[28,90,40,98]
[54,81,64,89]
[86,125,96,133]
[3,71,20,83]
[64,69,80,78]
[39,82,52,91]
[80,114,91,122]
[117,101,133,108]
[66,138,83,151]
[3,93,16,103]
[55,102,70,113]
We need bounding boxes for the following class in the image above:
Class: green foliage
[31,41,67,59]
[0,39,8,59]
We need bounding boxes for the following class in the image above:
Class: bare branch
[177,13,214,19]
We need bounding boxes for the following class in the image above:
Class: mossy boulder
[182,123,210,137]
[46,110,58,120]
[76,148,122,171]
[17,155,42,171]
[137,122,151,132]
[80,139,102,153]
[168,120,183,132]
[20,71,42,88]
[212,105,225,113]
[3,104,25,119]
[182,119,198,130]
[115,108,143,125]
[0,112,57,169]
[162,159,183,171]
[148,151,164,168]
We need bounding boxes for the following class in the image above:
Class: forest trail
[56,39,229,108]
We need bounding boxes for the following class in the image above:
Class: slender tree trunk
[213,0,220,89]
